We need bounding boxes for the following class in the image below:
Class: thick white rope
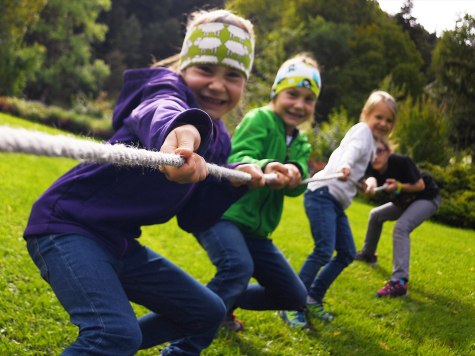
[0,126,345,185]
[301,172,344,184]
[0,126,257,182]
[373,183,388,192]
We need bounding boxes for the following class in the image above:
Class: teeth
[203,96,224,104]
[288,112,302,118]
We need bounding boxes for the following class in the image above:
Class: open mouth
[286,111,305,120]
[201,95,227,107]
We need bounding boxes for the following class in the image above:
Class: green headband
[179,22,254,79]
[271,62,322,99]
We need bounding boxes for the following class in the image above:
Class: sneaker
[279,310,309,329]
[355,251,378,265]
[375,280,408,298]
[306,303,334,322]
[221,313,244,332]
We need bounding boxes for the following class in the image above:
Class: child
[281,90,397,328]
[356,137,440,297]
[23,9,263,355]
[165,53,320,353]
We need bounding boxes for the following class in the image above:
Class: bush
[309,108,354,162]
[0,96,113,139]
[392,95,451,166]
[419,162,475,229]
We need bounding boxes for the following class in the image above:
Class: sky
[377,0,475,35]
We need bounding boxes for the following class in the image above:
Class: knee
[222,254,254,283]
[235,256,254,282]
[112,324,143,353]
[393,223,410,239]
[188,293,226,332]
[274,279,307,310]
[338,255,354,267]
[314,248,332,265]
[205,294,227,328]
[79,321,142,354]
[369,209,383,222]
[292,282,308,308]
[336,249,356,266]
[210,292,227,321]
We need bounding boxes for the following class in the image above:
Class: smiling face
[363,102,395,140]
[181,64,246,120]
[271,87,317,134]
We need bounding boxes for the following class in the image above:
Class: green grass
[1,113,474,355]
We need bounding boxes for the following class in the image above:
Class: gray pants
[361,196,441,280]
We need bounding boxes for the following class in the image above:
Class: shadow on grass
[214,329,269,356]
[362,260,474,350]
[402,285,475,353]
[349,261,475,354]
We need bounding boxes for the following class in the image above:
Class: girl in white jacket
[281,90,397,328]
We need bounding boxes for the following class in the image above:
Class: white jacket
[308,122,376,209]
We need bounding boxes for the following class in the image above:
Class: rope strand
[0,126,256,182]
[0,126,342,185]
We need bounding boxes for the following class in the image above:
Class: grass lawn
[1,113,474,355]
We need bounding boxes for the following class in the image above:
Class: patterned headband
[271,62,322,99]
[179,22,254,78]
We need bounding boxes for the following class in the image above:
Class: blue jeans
[165,219,307,354]
[27,233,226,355]
[299,187,356,303]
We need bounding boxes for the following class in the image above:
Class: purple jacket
[24,68,247,256]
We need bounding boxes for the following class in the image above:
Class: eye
[196,64,214,75]
[305,94,317,104]
[286,89,299,98]
[226,70,245,81]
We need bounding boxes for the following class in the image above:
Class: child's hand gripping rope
[0,126,352,187]
[373,184,389,193]
[159,124,208,184]
[0,126,272,187]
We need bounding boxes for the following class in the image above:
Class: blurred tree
[96,0,225,98]
[226,0,424,124]
[431,14,475,156]
[393,95,451,166]
[309,108,354,163]
[0,0,47,96]
[24,0,111,105]
[393,0,437,80]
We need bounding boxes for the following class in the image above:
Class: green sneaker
[306,303,334,322]
[279,310,309,329]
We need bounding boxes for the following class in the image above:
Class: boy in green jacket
[168,53,321,354]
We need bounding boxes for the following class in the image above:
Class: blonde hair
[360,90,397,122]
[278,52,319,71]
[185,9,254,40]
[153,9,254,70]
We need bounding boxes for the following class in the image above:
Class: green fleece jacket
[223,106,311,238]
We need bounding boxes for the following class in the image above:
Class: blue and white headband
[271,62,322,99]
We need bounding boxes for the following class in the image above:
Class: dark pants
[165,219,307,354]
[27,233,225,355]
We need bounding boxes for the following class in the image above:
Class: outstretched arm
[385,177,425,194]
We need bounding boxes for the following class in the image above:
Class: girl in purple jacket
[24,9,263,355]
